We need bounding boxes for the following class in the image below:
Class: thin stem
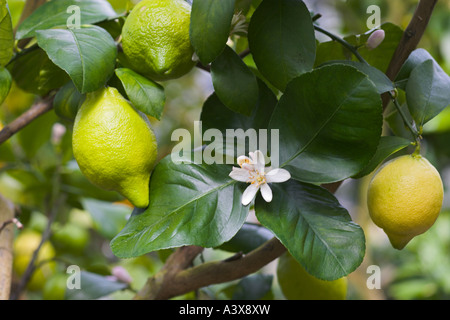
[313,25,366,64]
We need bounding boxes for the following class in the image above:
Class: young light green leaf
[0,0,13,66]
[36,26,117,94]
[248,0,316,91]
[110,156,248,258]
[190,0,236,64]
[406,59,450,127]
[0,66,11,105]
[270,64,382,184]
[115,68,166,120]
[255,180,366,281]
[211,45,259,116]
[16,0,118,40]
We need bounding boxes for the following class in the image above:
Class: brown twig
[0,194,15,300]
[0,96,54,146]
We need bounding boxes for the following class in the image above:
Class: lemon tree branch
[0,96,54,146]
[0,194,15,300]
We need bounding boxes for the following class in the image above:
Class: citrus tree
[0,0,449,300]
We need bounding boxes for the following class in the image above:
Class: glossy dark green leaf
[115,68,166,120]
[36,26,117,94]
[270,64,382,184]
[256,180,366,280]
[53,81,85,121]
[219,223,274,253]
[0,0,13,66]
[0,66,11,105]
[405,59,450,127]
[16,0,118,40]
[190,0,235,64]
[395,48,434,90]
[231,274,273,300]
[211,46,259,116]
[110,155,248,258]
[352,136,412,179]
[201,79,277,132]
[9,48,70,96]
[321,60,394,94]
[65,271,128,300]
[248,0,316,91]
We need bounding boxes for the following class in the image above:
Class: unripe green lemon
[13,230,56,291]
[72,87,158,208]
[277,253,347,300]
[43,273,67,300]
[367,154,444,250]
[121,0,195,81]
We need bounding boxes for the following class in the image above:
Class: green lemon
[13,230,56,291]
[72,87,158,208]
[367,154,443,250]
[43,273,67,300]
[51,223,90,254]
[121,0,195,81]
[277,253,347,300]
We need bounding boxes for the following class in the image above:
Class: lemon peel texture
[367,154,443,249]
[72,87,158,208]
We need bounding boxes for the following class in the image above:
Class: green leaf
[0,0,13,66]
[110,156,248,258]
[255,179,365,280]
[190,0,235,64]
[231,274,273,300]
[321,60,394,94]
[115,68,166,120]
[352,136,412,179]
[81,198,131,240]
[0,66,11,105]
[9,48,70,96]
[270,64,382,184]
[248,0,316,91]
[219,223,274,253]
[201,79,277,132]
[65,271,128,300]
[211,46,259,116]
[405,59,450,127]
[395,48,434,90]
[200,79,277,163]
[16,0,118,40]
[36,26,117,94]
[53,81,85,121]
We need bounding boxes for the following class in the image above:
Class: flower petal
[265,168,291,183]
[229,167,251,182]
[252,150,266,172]
[260,183,273,202]
[237,155,253,167]
[241,184,259,206]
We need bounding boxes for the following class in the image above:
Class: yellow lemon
[13,230,56,291]
[72,87,157,208]
[277,252,347,300]
[367,154,443,250]
[121,0,195,81]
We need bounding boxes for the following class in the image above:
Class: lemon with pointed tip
[121,0,195,81]
[367,154,443,250]
[72,87,158,208]
[277,253,347,300]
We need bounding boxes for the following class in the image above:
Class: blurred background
[2,0,450,300]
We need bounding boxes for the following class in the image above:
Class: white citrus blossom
[229,150,291,206]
